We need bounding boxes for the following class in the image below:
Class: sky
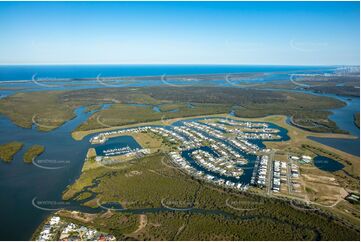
[0,1,359,65]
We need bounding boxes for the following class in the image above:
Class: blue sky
[0,1,359,65]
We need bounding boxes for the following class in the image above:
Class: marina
[0,65,358,240]
[0,0,359,239]
[90,117,290,191]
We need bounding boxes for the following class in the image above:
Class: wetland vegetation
[23,145,45,163]
[0,141,23,163]
[354,112,359,128]
[0,87,346,133]
[61,153,359,240]
[0,81,358,241]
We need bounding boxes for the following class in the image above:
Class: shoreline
[72,113,359,173]
[72,113,357,141]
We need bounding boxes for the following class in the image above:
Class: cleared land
[240,115,359,195]
[0,141,23,163]
[71,114,360,224]
[61,151,359,240]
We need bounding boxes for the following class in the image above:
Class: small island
[354,112,360,128]
[23,145,45,163]
[0,141,24,163]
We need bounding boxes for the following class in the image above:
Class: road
[266,151,275,195]
[286,161,292,194]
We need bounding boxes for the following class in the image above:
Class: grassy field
[60,151,359,240]
[23,145,45,163]
[257,116,359,178]
[131,132,173,153]
[0,141,23,163]
[0,87,346,133]
[238,115,360,196]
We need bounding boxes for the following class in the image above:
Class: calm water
[0,65,336,97]
[173,117,290,184]
[0,64,334,81]
[308,95,360,156]
[0,107,94,240]
[0,65,358,240]
[94,136,141,156]
[313,155,345,172]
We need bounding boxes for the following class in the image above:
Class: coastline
[72,113,359,175]
[72,114,357,141]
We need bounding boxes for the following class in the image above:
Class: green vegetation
[158,103,184,112]
[228,90,345,133]
[77,103,229,131]
[0,141,23,163]
[23,145,45,163]
[61,152,359,240]
[74,191,93,201]
[0,87,346,133]
[32,211,139,241]
[0,91,76,131]
[254,75,360,97]
[84,104,103,113]
[132,87,345,133]
[302,144,359,191]
[55,210,142,240]
[63,154,200,207]
[354,112,359,128]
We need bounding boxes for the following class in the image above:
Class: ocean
[0,64,335,81]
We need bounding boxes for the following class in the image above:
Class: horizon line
[0,63,359,67]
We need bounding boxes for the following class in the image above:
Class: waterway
[0,65,358,240]
[309,95,360,156]
[172,117,289,184]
